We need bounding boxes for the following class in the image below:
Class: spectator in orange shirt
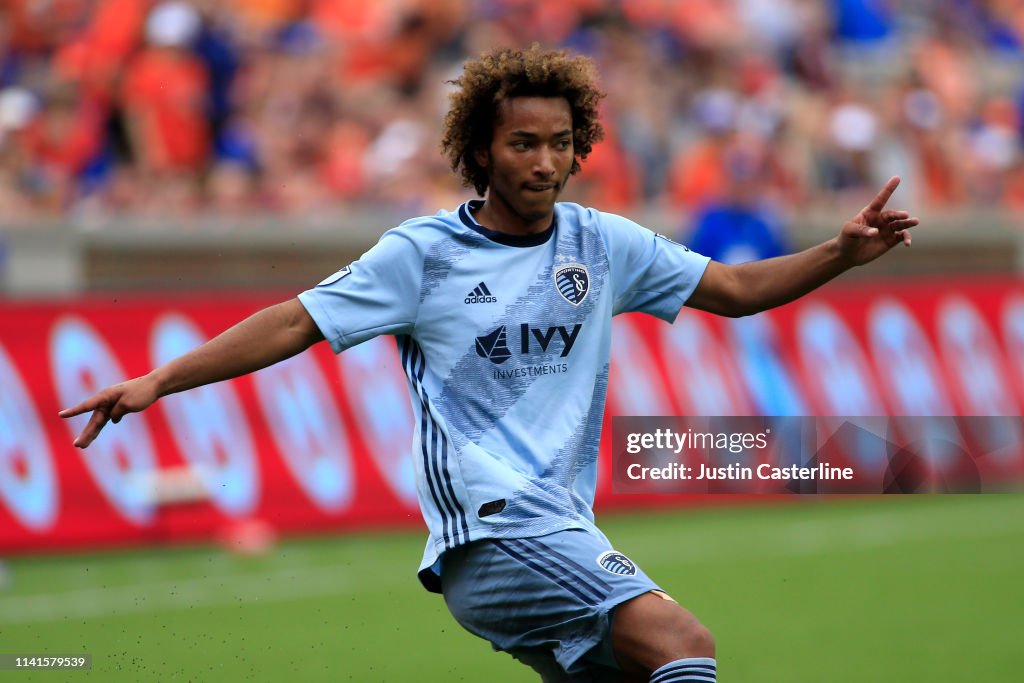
[52,0,146,107]
[565,122,640,213]
[666,88,737,210]
[121,1,210,176]
[20,80,106,211]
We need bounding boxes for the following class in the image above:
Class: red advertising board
[2,277,1023,552]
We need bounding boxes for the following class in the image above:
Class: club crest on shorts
[596,550,637,576]
[554,264,589,305]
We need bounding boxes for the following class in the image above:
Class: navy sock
[649,657,717,682]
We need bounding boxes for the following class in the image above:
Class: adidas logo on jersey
[465,282,497,304]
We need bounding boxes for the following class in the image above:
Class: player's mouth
[524,183,558,193]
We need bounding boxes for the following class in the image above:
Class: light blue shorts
[440,527,661,682]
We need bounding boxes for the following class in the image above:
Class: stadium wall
[3,209,1022,295]
[2,277,1024,552]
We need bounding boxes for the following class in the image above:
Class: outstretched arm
[686,176,919,317]
[58,298,323,448]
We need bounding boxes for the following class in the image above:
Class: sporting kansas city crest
[554,263,590,305]
[596,550,637,576]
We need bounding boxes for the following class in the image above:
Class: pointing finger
[74,409,110,448]
[59,395,104,419]
[866,176,900,213]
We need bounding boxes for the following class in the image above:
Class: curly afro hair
[442,45,606,197]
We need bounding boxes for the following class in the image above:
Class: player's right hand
[58,375,161,448]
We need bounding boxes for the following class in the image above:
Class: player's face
[478,96,574,231]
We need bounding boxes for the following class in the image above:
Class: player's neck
[474,195,554,237]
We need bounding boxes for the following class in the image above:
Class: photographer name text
[626,462,854,481]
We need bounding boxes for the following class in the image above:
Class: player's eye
[556,140,572,151]
[511,141,531,151]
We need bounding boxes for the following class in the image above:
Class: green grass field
[3,495,1023,681]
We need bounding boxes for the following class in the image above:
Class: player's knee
[653,605,714,662]
[655,599,715,661]
[612,593,715,676]
[677,618,715,659]
[643,615,715,675]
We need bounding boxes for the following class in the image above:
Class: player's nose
[533,148,556,178]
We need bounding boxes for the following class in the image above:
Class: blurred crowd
[1,0,1024,234]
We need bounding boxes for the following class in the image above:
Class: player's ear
[474,146,489,168]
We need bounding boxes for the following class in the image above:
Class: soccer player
[60,47,918,682]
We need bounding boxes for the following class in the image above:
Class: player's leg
[440,530,661,681]
[610,591,716,682]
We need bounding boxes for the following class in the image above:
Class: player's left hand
[837,176,919,267]
[58,374,160,448]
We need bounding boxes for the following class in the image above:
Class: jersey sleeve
[298,227,423,353]
[597,211,710,321]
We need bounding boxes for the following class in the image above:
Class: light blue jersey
[298,200,709,591]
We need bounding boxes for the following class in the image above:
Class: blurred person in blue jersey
[687,135,790,266]
[60,46,918,683]
[685,135,806,416]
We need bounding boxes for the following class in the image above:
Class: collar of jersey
[459,200,556,247]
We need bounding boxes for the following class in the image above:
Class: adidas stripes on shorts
[441,527,661,682]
